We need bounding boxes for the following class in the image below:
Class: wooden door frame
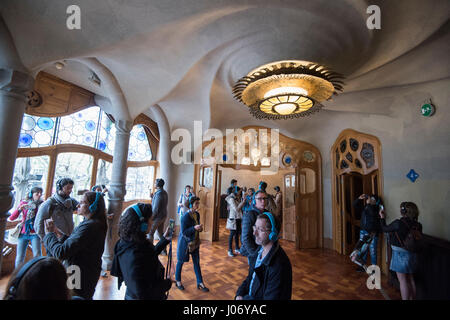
[331,129,386,272]
[193,126,323,249]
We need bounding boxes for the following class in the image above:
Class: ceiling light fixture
[232,60,345,119]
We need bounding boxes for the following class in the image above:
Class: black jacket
[353,199,381,233]
[236,242,292,300]
[111,237,172,300]
[380,216,423,247]
[44,218,106,300]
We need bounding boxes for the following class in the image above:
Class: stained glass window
[128,125,152,161]
[125,166,155,200]
[96,159,112,187]
[97,113,116,155]
[11,156,49,210]
[19,107,118,156]
[53,153,93,200]
[57,107,101,147]
[19,115,57,148]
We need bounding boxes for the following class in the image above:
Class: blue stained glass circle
[37,117,54,130]
[85,120,96,131]
[19,133,33,147]
[22,116,36,131]
[98,141,106,151]
[137,131,146,141]
[76,112,83,120]
[128,151,135,159]
[84,135,93,144]
[285,156,292,164]
[222,154,228,162]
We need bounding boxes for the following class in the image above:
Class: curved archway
[331,129,386,270]
[193,126,323,249]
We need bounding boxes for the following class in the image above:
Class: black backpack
[395,219,423,252]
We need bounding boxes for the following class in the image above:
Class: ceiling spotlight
[54,61,65,70]
[232,60,345,120]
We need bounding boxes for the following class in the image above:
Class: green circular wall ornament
[421,102,435,117]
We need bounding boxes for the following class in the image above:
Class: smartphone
[168,219,175,237]
[379,204,384,211]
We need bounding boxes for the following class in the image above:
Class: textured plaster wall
[309,78,450,241]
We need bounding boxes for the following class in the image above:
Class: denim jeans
[15,234,42,268]
[175,249,203,285]
[358,230,378,266]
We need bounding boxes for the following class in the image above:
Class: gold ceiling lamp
[232,60,344,119]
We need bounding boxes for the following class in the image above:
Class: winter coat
[236,242,292,300]
[44,218,106,300]
[35,193,78,240]
[151,188,168,221]
[110,237,172,300]
[353,199,381,233]
[9,199,42,235]
[225,194,244,230]
[177,210,201,263]
[239,206,264,258]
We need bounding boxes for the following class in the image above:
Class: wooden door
[282,173,296,241]
[341,173,364,255]
[213,169,222,241]
[296,167,320,248]
[194,164,218,241]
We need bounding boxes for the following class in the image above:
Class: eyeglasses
[253,226,271,233]
[255,197,268,201]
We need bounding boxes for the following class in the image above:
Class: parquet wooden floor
[1,219,401,300]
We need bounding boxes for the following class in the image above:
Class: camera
[168,219,175,237]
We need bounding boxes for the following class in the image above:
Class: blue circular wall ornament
[85,120,96,131]
[406,169,419,183]
[137,131,146,141]
[37,117,54,130]
[19,133,33,147]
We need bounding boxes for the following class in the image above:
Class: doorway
[331,129,385,271]
[193,126,323,249]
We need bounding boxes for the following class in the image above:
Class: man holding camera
[350,194,382,271]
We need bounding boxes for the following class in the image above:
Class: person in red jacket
[8,187,43,268]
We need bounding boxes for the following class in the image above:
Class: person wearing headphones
[110,203,173,300]
[350,194,383,271]
[175,196,209,292]
[34,178,79,241]
[148,179,169,255]
[43,191,107,300]
[3,256,72,300]
[8,187,44,267]
[235,212,292,300]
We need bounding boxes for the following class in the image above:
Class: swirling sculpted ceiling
[1,0,449,137]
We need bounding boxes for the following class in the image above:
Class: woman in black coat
[379,202,422,300]
[110,203,172,300]
[44,191,107,300]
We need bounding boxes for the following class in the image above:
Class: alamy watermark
[171,121,280,175]
[366,265,381,290]
[366,5,381,30]
[66,5,81,30]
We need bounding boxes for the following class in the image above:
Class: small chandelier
[232,60,344,119]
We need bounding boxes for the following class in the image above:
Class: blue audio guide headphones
[132,204,148,232]
[89,192,102,213]
[262,211,278,241]
[29,191,33,198]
